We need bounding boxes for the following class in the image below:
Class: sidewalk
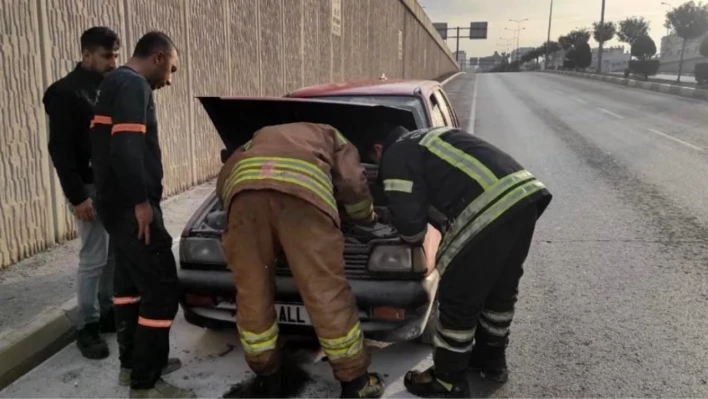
[0,180,215,389]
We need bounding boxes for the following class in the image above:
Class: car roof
[287,79,441,98]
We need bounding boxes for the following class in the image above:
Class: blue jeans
[71,185,115,329]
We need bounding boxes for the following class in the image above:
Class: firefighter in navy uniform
[90,31,193,399]
[368,126,552,398]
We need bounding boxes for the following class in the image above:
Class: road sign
[470,22,488,39]
[433,22,448,40]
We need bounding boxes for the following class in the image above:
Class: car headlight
[367,245,412,272]
[179,237,226,265]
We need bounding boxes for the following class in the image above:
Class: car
[177,79,460,344]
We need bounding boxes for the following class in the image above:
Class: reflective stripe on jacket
[216,122,374,226]
[379,127,552,274]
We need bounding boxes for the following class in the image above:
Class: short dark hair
[80,27,120,52]
[132,31,177,58]
[380,125,410,154]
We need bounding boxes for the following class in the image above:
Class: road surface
[2,72,708,398]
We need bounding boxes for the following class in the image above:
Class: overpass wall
[0,0,458,268]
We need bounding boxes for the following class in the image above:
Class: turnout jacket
[216,122,374,228]
[379,127,552,274]
[42,63,104,205]
[90,66,164,211]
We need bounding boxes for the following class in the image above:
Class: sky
[417,0,672,58]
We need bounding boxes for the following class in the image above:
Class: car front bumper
[177,268,439,342]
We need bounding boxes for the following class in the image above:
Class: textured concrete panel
[0,0,458,268]
[283,0,304,93]
[229,0,260,96]
[342,0,369,80]
[187,0,229,181]
[302,0,320,87]
[259,0,284,97]
[0,0,52,267]
[125,0,193,196]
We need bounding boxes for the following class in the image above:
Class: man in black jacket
[91,31,193,399]
[368,126,552,398]
[42,26,120,360]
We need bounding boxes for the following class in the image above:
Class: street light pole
[509,18,529,62]
[598,0,606,73]
[546,0,554,68]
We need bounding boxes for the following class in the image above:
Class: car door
[428,90,449,127]
[432,89,459,128]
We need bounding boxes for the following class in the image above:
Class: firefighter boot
[340,372,386,398]
[404,366,469,398]
[468,340,509,383]
[129,378,196,399]
[119,358,183,386]
[76,322,109,359]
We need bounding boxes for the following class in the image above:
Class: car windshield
[309,95,428,128]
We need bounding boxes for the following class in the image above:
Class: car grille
[275,242,369,276]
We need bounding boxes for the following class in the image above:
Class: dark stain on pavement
[221,361,313,398]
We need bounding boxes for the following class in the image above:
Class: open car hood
[197,96,418,155]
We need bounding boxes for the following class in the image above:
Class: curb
[0,298,78,390]
[545,70,708,102]
[440,71,465,86]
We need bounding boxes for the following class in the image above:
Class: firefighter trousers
[98,203,180,390]
[433,205,538,383]
[222,189,369,382]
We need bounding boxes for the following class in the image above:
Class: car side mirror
[221,149,229,164]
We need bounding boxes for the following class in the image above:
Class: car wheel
[418,300,438,345]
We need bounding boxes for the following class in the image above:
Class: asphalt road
[3,72,708,398]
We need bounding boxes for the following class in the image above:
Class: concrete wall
[0,0,458,268]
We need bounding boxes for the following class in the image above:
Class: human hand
[135,201,154,245]
[74,198,95,221]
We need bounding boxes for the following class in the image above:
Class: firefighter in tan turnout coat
[216,122,386,398]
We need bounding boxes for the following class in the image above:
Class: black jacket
[379,127,552,245]
[42,63,104,205]
[90,66,163,211]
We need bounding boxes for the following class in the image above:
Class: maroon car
[177,79,459,343]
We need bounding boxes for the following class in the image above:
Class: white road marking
[467,76,479,134]
[573,97,588,104]
[647,128,705,152]
[597,107,624,119]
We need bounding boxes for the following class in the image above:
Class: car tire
[418,300,438,345]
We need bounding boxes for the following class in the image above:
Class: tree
[567,28,591,45]
[575,42,593,69]
[666,1,708,81]
[593,21,617,44]
[593,21,617,72]
[631,35,658,60]
[617,17,650,62]
[558,35,573,51]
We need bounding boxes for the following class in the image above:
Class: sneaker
[129,378,195,398]
[340,372,386,398]
[76,322,109,360]
[99,308,116,333]
[403,367,469,398]
[119,358,183,387]
[468,343,509,383]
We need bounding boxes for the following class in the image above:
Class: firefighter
[90,31,193,398]
[42,26,120,359]
[216,122,386,399]
[368,126,552,398]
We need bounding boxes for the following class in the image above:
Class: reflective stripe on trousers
[433,324,476,354]
[222,156,337,211]
[239,321,279,354]
[318,321,365,361]
[437,178,545,275]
